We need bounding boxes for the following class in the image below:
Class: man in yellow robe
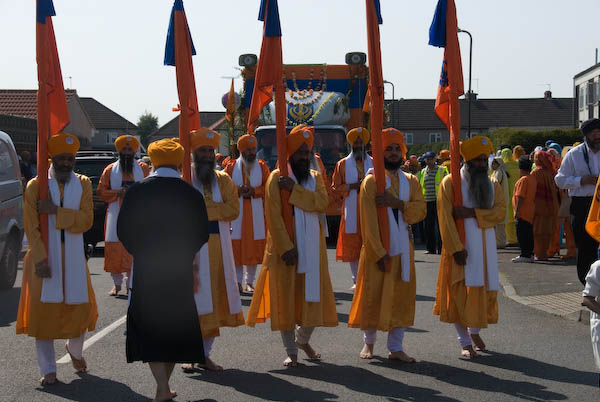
[246,124,338,367]
[183,128,244,372]
[348,128,426,362]
[224,134,270,293]
[97,135,150,296]
[16,133,98,385]
[433,136,506,359]
[332,127,373,289]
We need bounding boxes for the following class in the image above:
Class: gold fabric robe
[246,169,338,331]
[16,175,98,340]
[199,170,244,338]
[348,172,426,330]
[433,175,506,328]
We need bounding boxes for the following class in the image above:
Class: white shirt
[555,142,600,197]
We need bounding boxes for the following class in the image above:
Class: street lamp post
[383,80,395,100]
[458,28,472,138]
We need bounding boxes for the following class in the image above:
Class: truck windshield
[255,127,349,175]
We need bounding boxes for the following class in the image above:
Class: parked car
[73,151,117,251]
[0,131,24,289]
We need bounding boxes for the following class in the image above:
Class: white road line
[56,315,126,364]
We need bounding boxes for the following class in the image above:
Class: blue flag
[164,0,196,66]
[258,0,282,37]
[428,0,447,47]
[37,0,56,24]
[373,0,383,24]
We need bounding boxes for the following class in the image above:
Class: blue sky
[1,0,598,126]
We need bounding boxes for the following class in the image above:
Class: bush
[406,127,582,157]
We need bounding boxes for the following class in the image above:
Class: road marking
[57,315,126,364]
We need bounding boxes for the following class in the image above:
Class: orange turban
[439,149,450,161]
[461,136,494,162]
[171,137,180,144]
[237,134,258,153]
[382,128,407,158]
[148,138,185,167]
[346,127,370,145]
[48,133,80,157]
[287,124,314,156]
[115,134,140,152]
[191,128,220,150]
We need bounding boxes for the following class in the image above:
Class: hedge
[406,127,583,157]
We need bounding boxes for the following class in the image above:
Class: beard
[587,137,600,151]
[352,147,364,161]
[384,158,403,171]
[290,158,310,184]
[52,165,72,183]
[119,154,134,172]
[193,154,216,186]
[467,163,493,209]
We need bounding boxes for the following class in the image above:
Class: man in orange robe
[16,133,98,385]
[348,129,426,362]
[97,135,150,296]
[332,127,373,289]
[224,134,270,293]
[433,136,506,359]
[246,125,338,367]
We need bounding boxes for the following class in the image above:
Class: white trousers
[111,273,130,288]
[235,264,257,286]
[35,332,85,376]
[454,323,481,348]
[349,261,359,283]
[202,336,215,358]
[280,326,315,356]
[363,328,405,353]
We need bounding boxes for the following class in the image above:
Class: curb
[498,272,590,325]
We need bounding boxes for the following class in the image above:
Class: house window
[580,85,586,110]
[429,133,442,143]
[588,81,596,104]
[596,80,600,104]
[404,133,414,145]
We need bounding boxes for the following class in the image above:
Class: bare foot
[469,333,486,351]
[283,354,298,367]
[153,389,177,402]
[244,284,255,293]
[65,344,87,373]
[349,284,356,291]
[461,345,478,359]
[181,363,196,373]
[198,357,223,371]
[360,344,374,359]
[296,342,321,359]
[39,372,57,385]
[108,285,121,296]
[388,351,416,363]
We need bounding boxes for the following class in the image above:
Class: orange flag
[225,78,236,125]
[429,0,465,242]
[36,0,70,249]
[362,87,371,113]
[365,0,390,255]
[164,0,201,183]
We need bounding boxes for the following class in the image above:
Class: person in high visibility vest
[419,152,448,254]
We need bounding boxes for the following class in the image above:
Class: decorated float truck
[240,53,369,240]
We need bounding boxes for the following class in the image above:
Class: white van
[0,131,24,289]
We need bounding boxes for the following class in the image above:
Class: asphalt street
[1,247,598,402]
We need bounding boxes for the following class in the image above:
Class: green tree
[137,111,159,147]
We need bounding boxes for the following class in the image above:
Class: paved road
[1,248,598,401]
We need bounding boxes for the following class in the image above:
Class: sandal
[65,344,87,373]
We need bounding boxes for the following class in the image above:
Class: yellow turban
[171,137,180,144]
[115,134,140,152]
[382,128,407,158]
[148,138,184,167]
[346,127,370,145]
[190,128,220,150]
[48,133,80,157]
[287,124,314,156]
[461,136,494,162]
[439,149,450,161]
[573,141,582,147]
[237,134,258,153]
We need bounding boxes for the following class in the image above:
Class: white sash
[231,157,265,240]
[366,168,411,281]
[192,171,242,316]
[288,166,321,302]
[41,169,88,304]
[344,153,373,234]
[460,166,499,291]
[310,158,329,238]
[105,161,144,242]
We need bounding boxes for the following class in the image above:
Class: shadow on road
[189,368,337,401]
[469,350,597,387]
[0,287,21,327]
[272,360,460,401]
[38,372,150,401]
[372,359,569,400]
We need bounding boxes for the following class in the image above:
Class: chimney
[544,90,552,100]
